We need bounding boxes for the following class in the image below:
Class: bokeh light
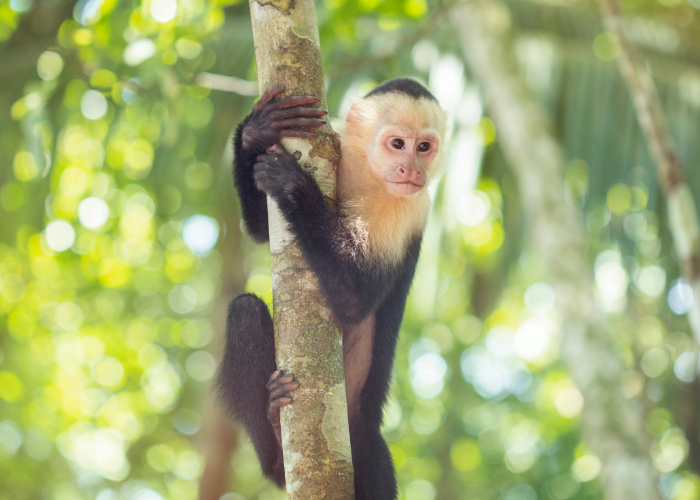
[456,190,490,226]
[2,2,700,499]
[652,428,688,473]
[175,38,203,59]
[641,348,670,378]
[182,215,219,256]
[594,250,628,312]
[554,386,584,418]
[513,318,554,360]
[169,285,198,314]
[81,90,108,120]
[505,484,537,500]
[150,0,177,22]
[668,279,693,314]
[44,220,76,252]
[78,197,110,229]
[37,51,64,81]
[461,346,532,399]
[635,265,666,297]
[124,40,157,66]
[673,352,697,383]
[9,0,32,12]
[572,455,602,482]
[524,282,556,314]
[410,352,447,399]
[0,421,23,455]
[405,479,436,500]
[429,54,464,112]
[185,351,217,382]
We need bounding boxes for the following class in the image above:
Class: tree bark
[247,0,355,498]
[598,0,700,344]
[453,2,662,499]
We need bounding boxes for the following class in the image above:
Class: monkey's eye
[391,139,405,150]
[418,142,431,152]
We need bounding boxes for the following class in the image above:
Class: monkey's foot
[266,370,300,446]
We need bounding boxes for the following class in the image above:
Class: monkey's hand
[242,86,327,154]
[254,144,312,203]
[266,370,299,446]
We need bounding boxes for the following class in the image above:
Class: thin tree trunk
[247,0,355,497]
[198,404,238,500]
[453,2,662,499]
[198,94,249,500]
[598,0,700,343]
[199,218,244,500]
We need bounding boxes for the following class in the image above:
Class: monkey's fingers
[267,369,295,388]
[266,370,283,389]
[272,118,326,130]
[269,381,300,402]
[280,130,317,140]
[273,107,328,120]
[267,373,295,391]
[267,397,293,424]
[272,95,321,110]
[266,144,286,155]
[276,397,293,408]
[254,86,285,111]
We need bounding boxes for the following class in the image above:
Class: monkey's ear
[345,102,361,126]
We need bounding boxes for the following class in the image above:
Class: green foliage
[2,0,700,498]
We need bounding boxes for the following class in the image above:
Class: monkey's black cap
[365,77,438,102]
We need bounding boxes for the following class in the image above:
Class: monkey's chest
[342,314,375,420]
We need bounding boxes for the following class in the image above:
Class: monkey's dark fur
[217,78,445,500]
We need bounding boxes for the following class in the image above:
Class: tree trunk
[199,207,245,500]
[598,0,700,344]
[453,2,662,499]
[247,0,355,498]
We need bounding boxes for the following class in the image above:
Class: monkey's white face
[369,124,441,197]
[342,93,447,200]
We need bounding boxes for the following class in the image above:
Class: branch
[199,4,451,95]
[598,0,700,343]
[195,73,259,95]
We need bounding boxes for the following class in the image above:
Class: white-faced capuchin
[217,78,448,500]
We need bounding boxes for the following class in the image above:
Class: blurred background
[2,0,700,498]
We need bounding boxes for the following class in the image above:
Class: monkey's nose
[396,165,423,183]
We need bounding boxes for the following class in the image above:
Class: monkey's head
[344,78,448,198]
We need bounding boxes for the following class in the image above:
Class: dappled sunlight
[2,0,700,497]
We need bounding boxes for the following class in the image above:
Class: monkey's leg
[350,418,398,500]
[217,293,285,487]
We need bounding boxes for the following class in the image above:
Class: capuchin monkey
[218,78,447,500]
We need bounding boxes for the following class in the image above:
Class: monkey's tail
[217,293,285,487]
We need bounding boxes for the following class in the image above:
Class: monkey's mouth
[385,180,425,195]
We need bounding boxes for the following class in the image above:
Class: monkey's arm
[233,115,271,243]
[253,146,398,324]
[233,87,328,243]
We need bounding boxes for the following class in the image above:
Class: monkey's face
[369,124,441,196]
[344,93,447,198]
